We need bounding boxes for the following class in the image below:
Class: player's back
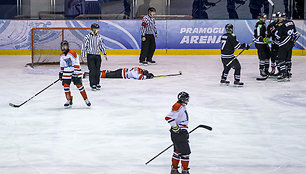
[221,33,240,57]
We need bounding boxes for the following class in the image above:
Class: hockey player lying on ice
[100,67,154,80]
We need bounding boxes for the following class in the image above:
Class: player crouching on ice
[99,67,154,80]
[220,24,250,86]
[59,40,91,108]
[165,92,191,174]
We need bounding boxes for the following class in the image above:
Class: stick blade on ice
[198,124,213,131]
[9,103,20,108]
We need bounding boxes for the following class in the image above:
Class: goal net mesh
[31,28,90,65]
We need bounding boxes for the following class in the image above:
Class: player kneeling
[165,92,191,174]
[59,40,91,108]
[100,67,154,80]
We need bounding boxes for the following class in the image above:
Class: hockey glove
[171,125,181,133]
[147,73,154,79]
[59,72,63,81]
[263,37,272,44]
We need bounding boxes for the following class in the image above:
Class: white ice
[0,55,306,174]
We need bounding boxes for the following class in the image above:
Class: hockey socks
[64,84,72,101]
[76,85,88,100]
[172,152,180,169]
[181,154,190,170]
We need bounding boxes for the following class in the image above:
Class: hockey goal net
[31,27,90,66]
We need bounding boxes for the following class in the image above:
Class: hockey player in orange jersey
[165,92,191,174]
[59,40,91,108]
[100,67,154,80]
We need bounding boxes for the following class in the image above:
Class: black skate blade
[220,83,230,86]
[277,78,290,82]
[256,76,269,81]
[64,105,71,109]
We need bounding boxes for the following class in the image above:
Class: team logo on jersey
[64,58,73,67]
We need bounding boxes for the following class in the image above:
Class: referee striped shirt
[140,14,157,37]
[81,33,107,57]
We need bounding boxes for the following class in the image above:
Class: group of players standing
[220,11,298,86]
[254,12,298,81]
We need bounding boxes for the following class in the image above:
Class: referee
[82,23,108,90]
[139,7,157,66]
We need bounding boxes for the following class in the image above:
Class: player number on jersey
[185,110,189,121]
[221,40,226,50]
[287,29,294,36]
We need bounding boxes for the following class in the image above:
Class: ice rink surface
[0,55,306,174]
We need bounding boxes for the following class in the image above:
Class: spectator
[123,0,131,19]
[249,0,269,19]
[227,0,246,19]
[85,0,101,16]
[192,0,216,19]
[65,0,84,19]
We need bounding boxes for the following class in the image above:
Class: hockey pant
[255,43,271,72]
[139,34,156,62]
[278,42,293,74]
[62,77,88,101]
[100,69,123,78]
[171,129,191,170]
[221,58,241,82]
[270,44,279,72]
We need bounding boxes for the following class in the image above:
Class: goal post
[31,27,91,66]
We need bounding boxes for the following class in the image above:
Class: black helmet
[178,91,189,104]
[280,12,287,18]
[142,69,149,75]
[91,23,100,30]
[258,13,267,19]
[225,23,233,32]
[148,7,156,13]
[60,40,69,53]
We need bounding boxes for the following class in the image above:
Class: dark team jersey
[221,33,243,58]
[254,21,267,44]
[275,20,297,47]
[267,21,277,40]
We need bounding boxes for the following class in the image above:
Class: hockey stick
[83,71,182,79]
[235,0,248,10]
[256,34,300,81]
[226,41,254,67]
[268,0,275,24]
[9,79,60,108]
[206,0,222,10]
[256,65,277,80]
[154,71,182,78]
[145,124,212,165]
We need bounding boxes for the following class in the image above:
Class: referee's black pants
[87,54,101,87]
[139,34,156,62]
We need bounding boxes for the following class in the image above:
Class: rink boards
[0,19,305,55]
